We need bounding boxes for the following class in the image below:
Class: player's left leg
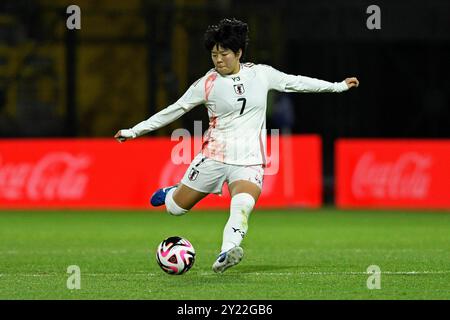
[213,165,263,273]
[221,180,261,252]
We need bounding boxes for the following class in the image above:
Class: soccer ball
[156,236,196,275]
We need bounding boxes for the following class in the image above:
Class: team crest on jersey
[188,168,199,181]
[234,84,245,95]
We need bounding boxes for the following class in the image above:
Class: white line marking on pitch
[0,273,157,277]
[2,271,449,277]
[200,270,450,276]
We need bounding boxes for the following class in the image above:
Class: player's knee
[231,193,255,215]
[165,188,188,216]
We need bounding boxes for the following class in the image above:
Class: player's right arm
[115,77,205,142]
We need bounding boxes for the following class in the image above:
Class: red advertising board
[336,139,450,209]
[0,135,321,209]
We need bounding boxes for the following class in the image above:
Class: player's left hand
[345,77,359,89]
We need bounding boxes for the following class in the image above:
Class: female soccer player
[115,18,359,273]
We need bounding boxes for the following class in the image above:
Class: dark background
[0,0,449,203]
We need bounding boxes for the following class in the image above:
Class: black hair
[204,18,249,59]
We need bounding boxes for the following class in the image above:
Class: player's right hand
[114,129,135,143]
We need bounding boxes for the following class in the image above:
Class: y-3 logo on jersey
[234,84,245,95]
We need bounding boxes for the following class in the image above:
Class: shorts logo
[188,168,199,181]
[234,84,245,95]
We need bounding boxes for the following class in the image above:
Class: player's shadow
[236,265,300,273]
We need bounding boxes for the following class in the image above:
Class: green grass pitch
[0,208,449,299]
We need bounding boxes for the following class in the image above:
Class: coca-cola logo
[351,152,432,199]
[0,152,91,201]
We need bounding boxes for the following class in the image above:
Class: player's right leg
[150,184,207,216]
[151,153,226,216]
[150,185,179,207]
[165,183,208,215]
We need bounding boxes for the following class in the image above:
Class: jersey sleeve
[259,64,349,93]
[129,77,206,137]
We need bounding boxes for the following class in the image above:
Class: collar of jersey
[217,63,243,78]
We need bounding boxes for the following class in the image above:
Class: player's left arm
[260,64,359,93]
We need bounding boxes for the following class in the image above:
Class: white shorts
[181,153,264,194]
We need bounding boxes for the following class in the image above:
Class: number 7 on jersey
[237,98,247,115]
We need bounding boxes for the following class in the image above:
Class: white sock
[165,188,188,216]
[220,193,255,253]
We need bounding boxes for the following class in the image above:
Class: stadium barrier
[336,139,450,209]
[0,135,322,209]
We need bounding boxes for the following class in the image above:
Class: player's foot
[212,246,244,273]
[150,185,177,207]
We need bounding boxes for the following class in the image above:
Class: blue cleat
[150,185,177,207]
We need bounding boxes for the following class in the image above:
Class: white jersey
[130,63,349,166]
